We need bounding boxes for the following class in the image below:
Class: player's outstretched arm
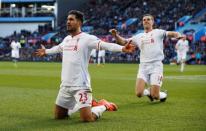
[109,29,128,45]
[36,44,63,57]
[167,31,183,39]
[98,40,136,53]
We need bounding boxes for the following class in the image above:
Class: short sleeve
[88,35,101,49]
[129,34,141,48]
[157,29,167,39]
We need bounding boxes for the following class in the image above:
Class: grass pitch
[0,62,206,131]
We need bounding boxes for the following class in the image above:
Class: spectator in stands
[195,51,202,64]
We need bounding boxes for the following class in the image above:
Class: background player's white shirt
[90,49,96,57]
[176,39,189,53]
[98,50,105,57]
[10,41,21,58]
[11,41,21,52]
[46,32,123,91]
[130,29,167,63]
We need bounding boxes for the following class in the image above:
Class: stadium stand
[0,0,205,64]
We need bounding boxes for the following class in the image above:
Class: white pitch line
[165,75,206,80]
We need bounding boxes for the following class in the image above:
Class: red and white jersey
[130,29,167,63]
[45,32,123,90]
[10,41,21,52]
[176,39,189,53]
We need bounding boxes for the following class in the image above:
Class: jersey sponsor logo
[64,38,80,51]
[141,34,154,45]
[64,45,78,51]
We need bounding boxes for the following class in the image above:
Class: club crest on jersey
[73,45,78,51]
[151,38,154,43]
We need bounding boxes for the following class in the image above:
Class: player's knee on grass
[54,105,68,119]
[151,93,159,100]
[135,78,145,97]
[80,114,96,122]
[135,86,145,97]
[80,107,96,122]
[150,85,160,100]
[136,91,143,97]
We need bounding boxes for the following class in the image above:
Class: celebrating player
[36,10,135,122]
[110,14,183,102]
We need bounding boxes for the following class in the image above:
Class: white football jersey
[98,50,105,57]
[176,39,189,53]
[10,41,21,51]
[130,29,167,63]
[90,49,96,57]
[46,32,123,90]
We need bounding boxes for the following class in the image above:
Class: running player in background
[36,10,135,122]
[175,35,189,72]
[10,39,21,67]
[110,14,183,102]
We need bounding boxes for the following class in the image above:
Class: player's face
[182,35,186,40]
[142,16,154,30]
[67,14,81,33]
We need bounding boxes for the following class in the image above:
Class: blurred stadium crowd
[0,0,206,64]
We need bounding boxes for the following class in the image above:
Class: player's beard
[67,26,77,34]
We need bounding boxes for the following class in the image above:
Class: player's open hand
[35,44,46,57]
[176,33,185,40]
[109,29,118,37]
[171,32,184,40]
[122,40,136,53]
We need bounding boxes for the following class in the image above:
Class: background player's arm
[10,43,14,49]
[175,41,180,50]
[175,44,178,50]
[18,43,21,48]
[109,29,128,45]
[186,42,189,52]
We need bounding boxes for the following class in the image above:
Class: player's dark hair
[68,10,84,23]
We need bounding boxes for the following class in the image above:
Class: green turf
[0,62,206,131]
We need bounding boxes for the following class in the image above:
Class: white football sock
[102,57,105,64]
[143,89,150,96]
[159,92,167,99]
[91,105,106,118]
[68,105,80,116]
[180,62,184,72]
[98,57,101,65]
